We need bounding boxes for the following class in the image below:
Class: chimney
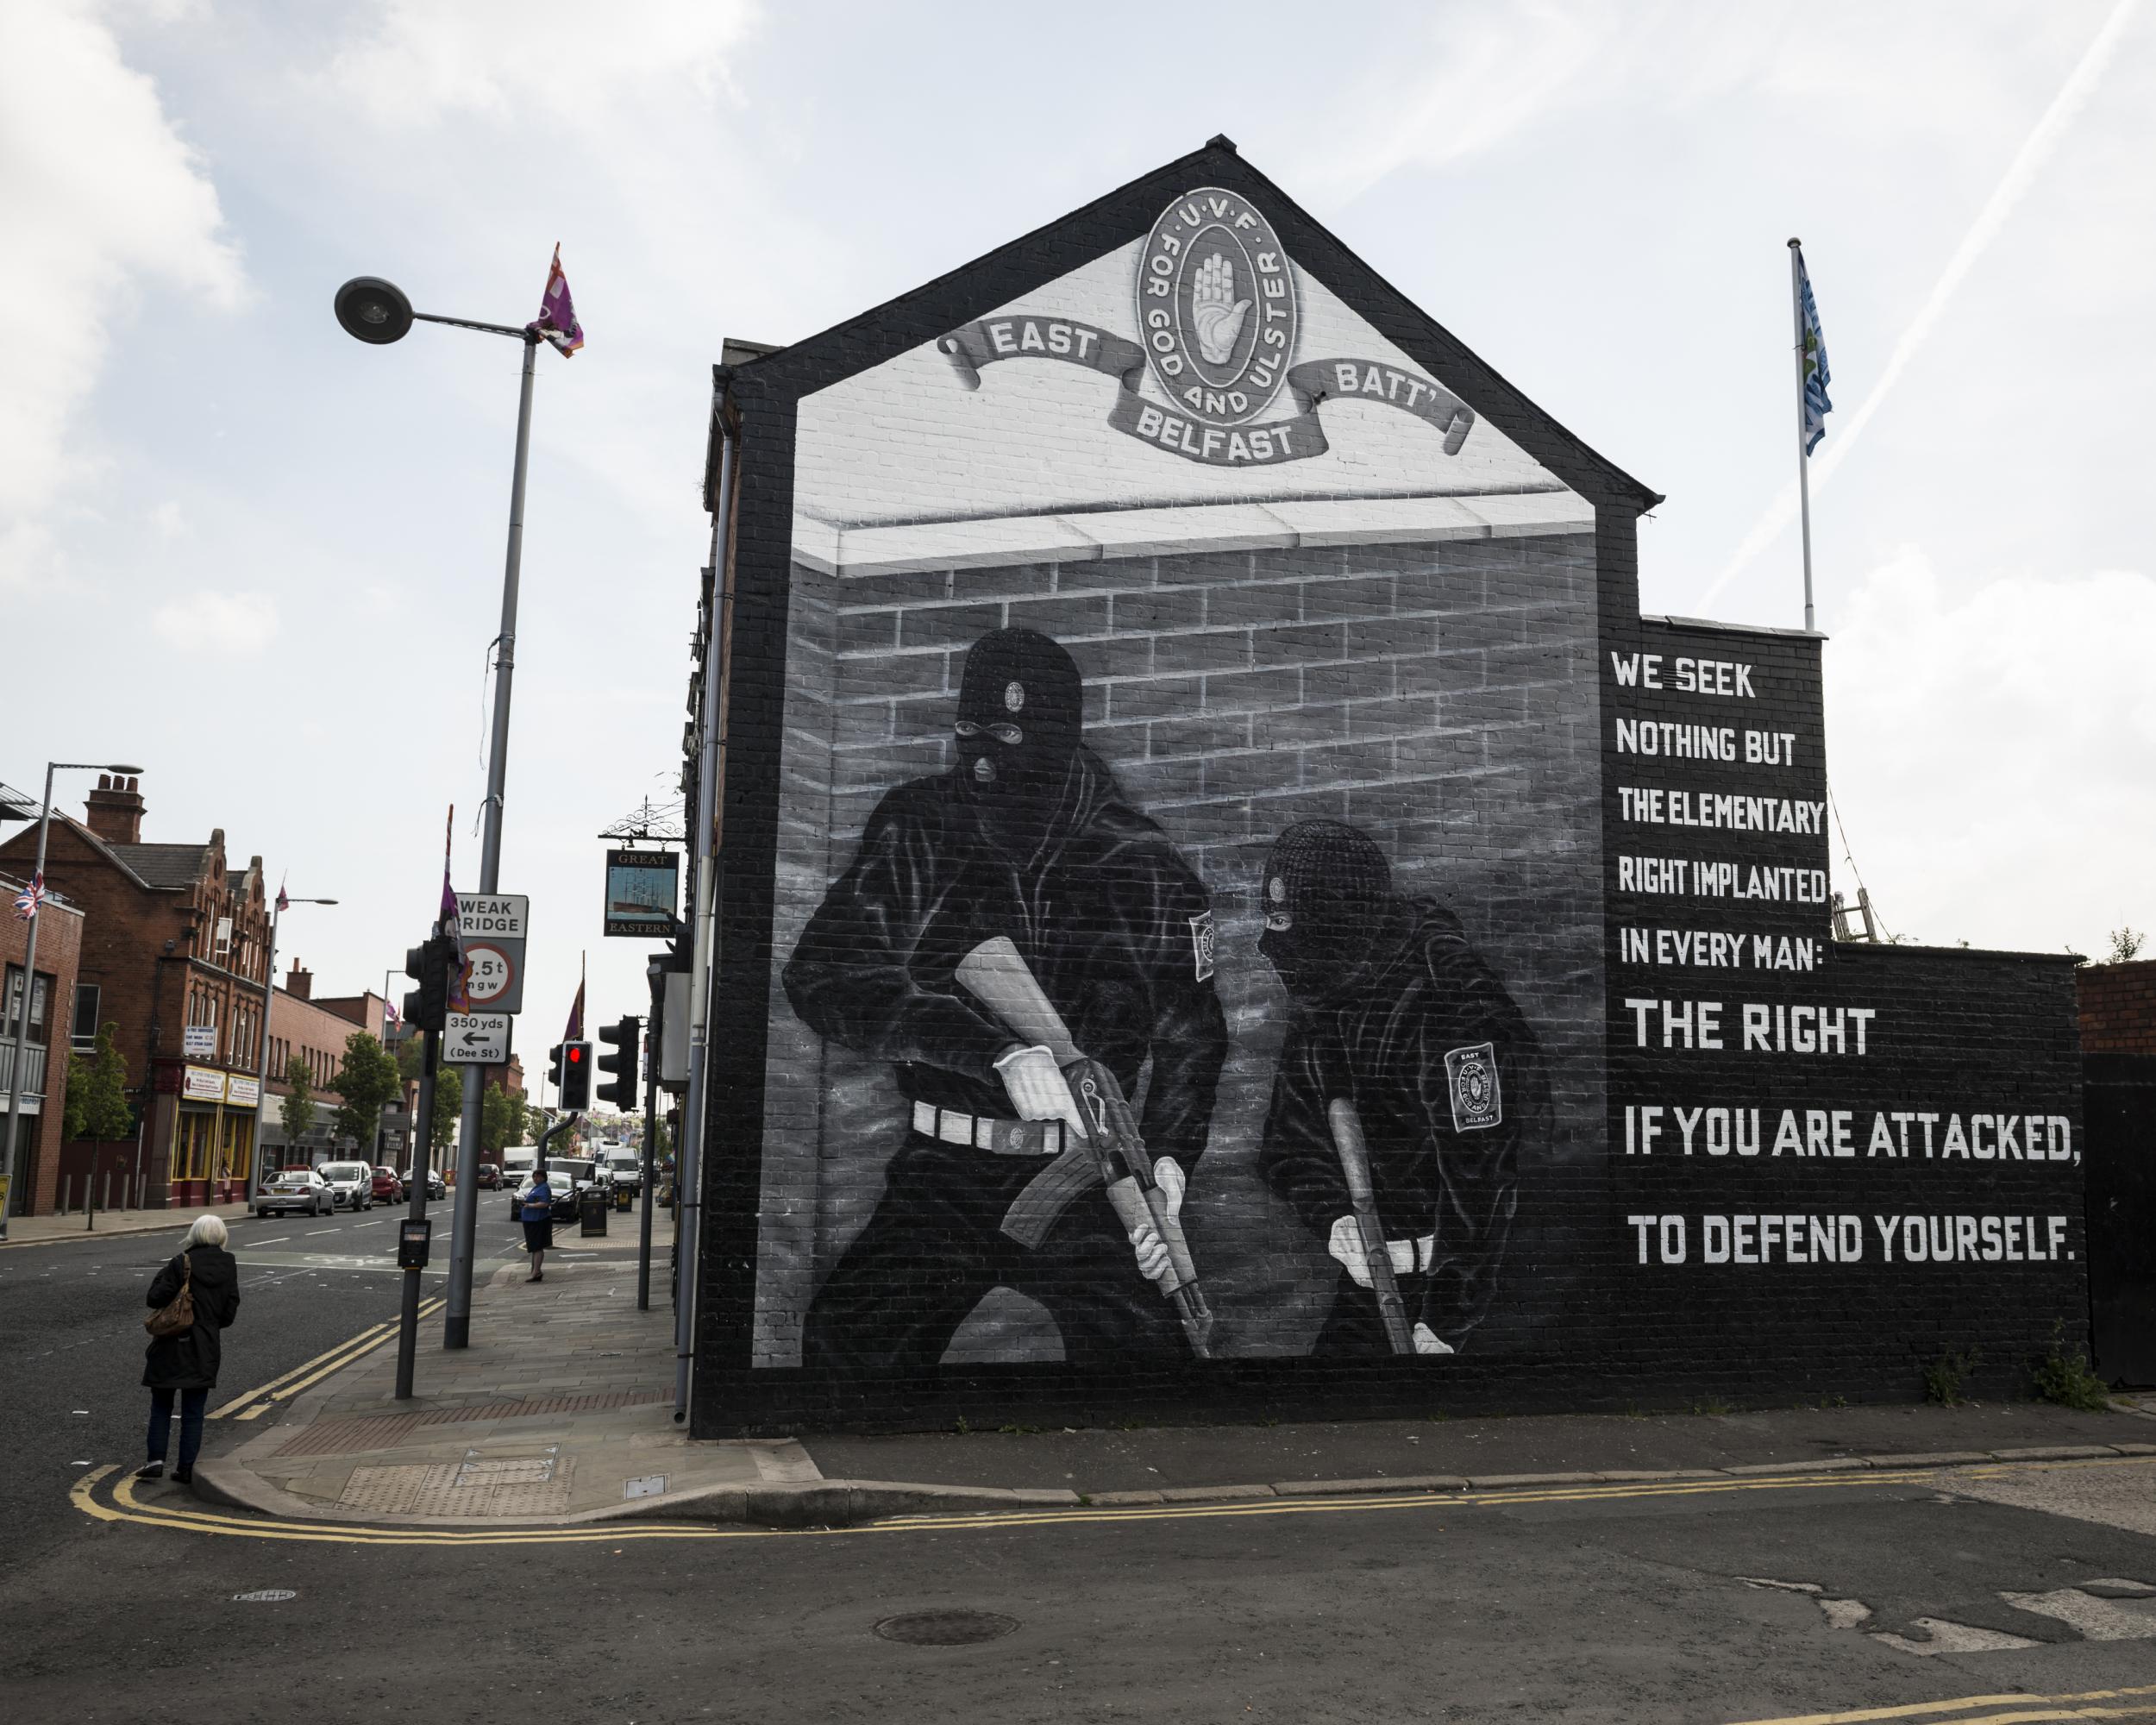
[84,774,145,845]
[286,961,313,1000]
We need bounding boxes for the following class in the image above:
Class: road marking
[304,1228,338,1236]
[209,1299,446,1420]
[353,1220,385,1228]
[1729,1683,2156,1724]
[253,1237,291,1245]
[69,1453,2156,1550]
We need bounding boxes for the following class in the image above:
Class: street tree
[280,1054,316,1148]
[480,1081,526,1155]
[332,1031,401,1154]
[62,1022,133,1143]
[428,1076,462,1160]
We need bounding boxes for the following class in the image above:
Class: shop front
[164,1063,254,1208]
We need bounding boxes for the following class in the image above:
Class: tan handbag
[145,1252,196,1338]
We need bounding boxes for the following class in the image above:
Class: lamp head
[106,762,145,775]
[335,277,415,345]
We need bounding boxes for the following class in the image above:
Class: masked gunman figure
[784,628,1228,1371]
[1255,821,1546,1357]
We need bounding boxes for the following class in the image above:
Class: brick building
[0,775,275,1209]
[684,141,2088,1434]
[256,963,394,1167]
[2,865,85,1217]
[2079,958,2156,1053]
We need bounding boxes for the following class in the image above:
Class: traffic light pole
[638,988,660,1310]
[394,1024,442,1400]
[444,330,540,1352]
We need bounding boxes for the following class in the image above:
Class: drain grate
[874,1610,1019,1647]
[233,1590,298,1603]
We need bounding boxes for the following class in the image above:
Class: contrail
[1695,0,2140,616]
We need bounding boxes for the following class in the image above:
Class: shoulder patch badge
[1188,910,1215,982]
[1444,1043,1501,1132]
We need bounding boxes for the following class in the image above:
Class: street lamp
[336,275,538,1350]
[2,761,146,1239]
[248,894,336,1196]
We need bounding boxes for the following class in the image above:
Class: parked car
[370,1166,404,1204]
[319,1161,376,1210]
[475,1163,501,1190]
[401,1166,448,1201]
[257,1166,331,1218]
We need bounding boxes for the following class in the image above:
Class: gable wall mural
[695,148,2086,1432]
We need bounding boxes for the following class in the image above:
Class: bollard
[60,1176,72,1218]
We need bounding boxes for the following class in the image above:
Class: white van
[500,1145,537,1212]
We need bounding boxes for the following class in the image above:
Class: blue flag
[1798,254,1833,454]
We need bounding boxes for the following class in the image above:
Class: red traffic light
[567,1046,583,1063]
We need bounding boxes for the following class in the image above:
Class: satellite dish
[334,277,415,345]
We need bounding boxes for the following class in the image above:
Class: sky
[3,0,2152,1058]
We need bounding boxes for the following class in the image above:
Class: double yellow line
[1733,1684,2156,1725]
[209,1298,445,1422]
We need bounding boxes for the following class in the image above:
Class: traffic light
[596,1015,641,1109]
[556,1039,592,1111]
[547,1044,567,1089]
[401,933,455,1032]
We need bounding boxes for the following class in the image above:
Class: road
[7,1204,2153,1722]
[0,1198,521,1564]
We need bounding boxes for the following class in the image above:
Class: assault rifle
[955,937,1214,1358]
[1327,1097,1413,1355]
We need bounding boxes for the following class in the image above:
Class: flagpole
[1789,238,1816,633]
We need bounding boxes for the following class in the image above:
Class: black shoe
[134,1462,163,1481]
[171,1467,194,1485]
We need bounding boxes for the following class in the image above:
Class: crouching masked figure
[784,627,1227,1371]
[1255,821,1548,1357]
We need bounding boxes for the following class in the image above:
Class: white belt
[911,1101,1062,1156]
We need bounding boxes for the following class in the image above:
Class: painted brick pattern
[755,530,1603,1368]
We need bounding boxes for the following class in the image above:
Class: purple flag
[527,243,584,356]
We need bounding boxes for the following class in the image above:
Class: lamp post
[248,895,336,1196]
[2,760,144,1240]
[335,275,537,1349]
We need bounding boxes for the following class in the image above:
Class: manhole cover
[874,1609,1019,1647]
[233,1590,298,1603]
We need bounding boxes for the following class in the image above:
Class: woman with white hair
[137,1214,242,1485]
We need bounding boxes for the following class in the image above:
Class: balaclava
[1258,820,1395,1002]
[954,627,1083,835]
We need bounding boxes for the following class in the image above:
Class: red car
[370,1166,405,1205]
[475,1164,501,1190]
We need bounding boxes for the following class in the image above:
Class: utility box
[659,969,690,1092]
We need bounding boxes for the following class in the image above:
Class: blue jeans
[147,1386,208,1470]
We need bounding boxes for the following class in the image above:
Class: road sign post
[445,891,527,1350]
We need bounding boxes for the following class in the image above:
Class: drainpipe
[675,382,736,1424]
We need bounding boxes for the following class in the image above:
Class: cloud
[0,0,243,579]
[152,588,279,656]
[326,0,760,123]
[1695,0,2143,612]
[1825,549,2156,953]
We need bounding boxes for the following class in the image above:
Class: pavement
[186,1217,2156,1531]
[1,1199,249,1245]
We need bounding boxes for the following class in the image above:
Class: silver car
[257,1166,331,1218]
[318,1160,376,1210]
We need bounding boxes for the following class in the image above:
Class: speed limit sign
[451,894,527,1014]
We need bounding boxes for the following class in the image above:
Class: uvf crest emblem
[1136,188,1299,430]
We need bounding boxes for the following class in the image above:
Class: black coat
[1257,899,1549,1347]
[142,1245,241,1390]
[782,750,1227,1172]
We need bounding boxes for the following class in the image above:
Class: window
[172,1112,216,1181]
[3,967,50,1044]
[71,984,100,1052]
